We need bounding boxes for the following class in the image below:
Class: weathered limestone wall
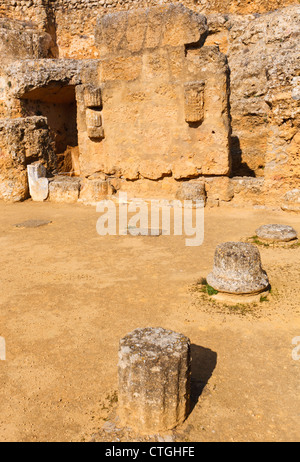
[0,117,54,201]
[0,1,298,207]
[0,58,98,120]
[0,0,58,56]
[75,5,230,189]
[0,18,53,61]
[205,6,300,205]
[0,59,99,199]
[0,0,296,59]
[0,21,55,118]
[0,0,49,26]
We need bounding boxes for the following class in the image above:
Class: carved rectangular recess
[86,108,104,139]
[84,85,102,109]
[184,81,205,124]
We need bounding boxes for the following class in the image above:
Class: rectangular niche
[84,85,102,109]
[184,81,205,124]
[82,85,104,140]
[86,108,104,139]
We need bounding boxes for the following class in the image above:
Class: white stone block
[27,162,49,202]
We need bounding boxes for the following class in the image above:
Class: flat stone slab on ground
[255,224,298,242]
[211,289,270,304]
[14,219,52,228]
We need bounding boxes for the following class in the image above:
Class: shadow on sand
[189,344,217,414]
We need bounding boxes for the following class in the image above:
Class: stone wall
[0,0,296,59]
[0,18,53,61]
[1,0,295,18]
[0,116,55,201]
[205,6,300,204]
[0,1,298,207]
[75,5,231,186]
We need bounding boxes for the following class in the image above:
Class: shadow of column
[189,344,217,414]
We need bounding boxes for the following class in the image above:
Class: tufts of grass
[260,294,269,302]
[206,285,219,296]
[250,236,270,247]
[247,236,300,249]
[289,241,300,249]
[224,303,254,316]
[193,277,219,296]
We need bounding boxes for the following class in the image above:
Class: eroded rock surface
[0,2,298,206]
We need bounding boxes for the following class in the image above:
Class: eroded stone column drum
[207,242,269,294]
[255,224,297,242]
[118,327,191,433]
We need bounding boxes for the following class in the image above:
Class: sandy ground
[0,200,299,442]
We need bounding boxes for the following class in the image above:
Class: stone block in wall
[80,45,230,181]
[0,116,55,169]
[175,180,206,202]
[95,4,207,58]
[0,167,28,202]
[6,59,99,106]
[27,162,48,202]
[205,177,234,203]
[79,178,115,204]
[172,162,199,180]
[281,189,300,213]
[99,55,143,82]
[49,176,81,203]
[230,177,265,206]
[0,19,53,61]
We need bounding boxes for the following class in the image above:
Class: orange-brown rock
[0,1,298,208]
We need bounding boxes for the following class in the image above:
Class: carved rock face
[207,242,269,294]
[255,224,298,242]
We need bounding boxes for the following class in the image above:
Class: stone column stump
[255,224,298,243]
[118,327,191,433]
[207,242,270,302]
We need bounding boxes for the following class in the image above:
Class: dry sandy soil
[0,200,299,442]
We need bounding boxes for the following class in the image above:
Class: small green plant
[106,391,118,405]
[194,278,219,296]
[225,303,250,316]
[206,284,219,296]
[250,236,270,247]
[248,235,300,249]
[289,241,300,249]
[260,295,269,302]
